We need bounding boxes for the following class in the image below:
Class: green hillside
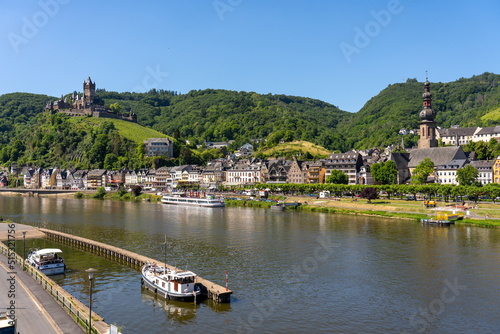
[260,141,331,159]
[1,72,500,170]
[96,89,352,151]
[339,72,500,149]
[481,106,500,123]
[72,117,169,143]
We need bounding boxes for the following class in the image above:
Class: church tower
[418,73,438,148]
[83,77,95,105]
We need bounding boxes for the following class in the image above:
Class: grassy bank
[224,199,273,208]
[455,219,500,227]
[225,198,500,227]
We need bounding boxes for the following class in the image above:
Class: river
[1,196,500,333]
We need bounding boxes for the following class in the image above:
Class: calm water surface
[2,196,500,333]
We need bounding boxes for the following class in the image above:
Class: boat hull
[421,219,455,226]
[161,196,225,207]
[141,274,201,302]
[39,266,65,276]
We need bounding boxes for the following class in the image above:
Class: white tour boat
[161,194,225,207]
[26,248,66,275]
[141,262,201,302]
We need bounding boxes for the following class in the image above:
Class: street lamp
[85,268,97,334]
[22,231,26,269]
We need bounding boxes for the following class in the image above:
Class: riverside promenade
[0,222,109,334]
[0,251,83,333]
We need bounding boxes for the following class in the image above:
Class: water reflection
[3,196,500,333]
[141,289,199,324]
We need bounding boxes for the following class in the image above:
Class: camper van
[319,191,331,198]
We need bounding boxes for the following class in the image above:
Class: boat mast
[163,234,167,275]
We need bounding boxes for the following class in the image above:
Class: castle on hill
[45,77,137,123]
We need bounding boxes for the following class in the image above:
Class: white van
[319,191,331,198]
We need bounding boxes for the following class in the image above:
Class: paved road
[0,253,83,333]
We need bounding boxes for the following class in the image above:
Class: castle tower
[418,73,438,148]
[83,77,95,104]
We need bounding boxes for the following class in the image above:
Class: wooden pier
[40,228,232,303]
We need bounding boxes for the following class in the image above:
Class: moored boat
[27,248,66,275]
[421,218,454,226]
[271,204,285,211]
[141,262,201,302]
[161,194,225,207]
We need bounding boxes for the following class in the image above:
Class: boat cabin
[30,248,64,264]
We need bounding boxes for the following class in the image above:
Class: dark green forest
[1,72,500,169]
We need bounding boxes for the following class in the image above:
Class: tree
[456,165,479,186]
[104,153,118,170]
[179,146,192,165]
[93,186,106,199]
[110,103,122,113]
[173,128,180,140]
[371,160,398,185]
[359,187,378,203]
[412,158,435,184]
[137,142,145,160]
[326,170,348,184]
[131,185,142,197]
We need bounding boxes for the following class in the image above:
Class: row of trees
[325,158,481,187]
[246,182,500,203]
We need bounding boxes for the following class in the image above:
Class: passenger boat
[141,262,201,302]
[161,193,225,207]
[26,248,66,275]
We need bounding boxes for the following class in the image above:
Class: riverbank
[224,198,500,227]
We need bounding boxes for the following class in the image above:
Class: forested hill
[1,72,500,169]
[98,89,353,151]
[340,72,500,149]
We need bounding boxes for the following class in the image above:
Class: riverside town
[1,2,500,334]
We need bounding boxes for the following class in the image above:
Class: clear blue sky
[1,0,499,112]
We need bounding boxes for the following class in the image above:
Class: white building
[143,138,173,158]
[435,159,467,185]
[225,164,261,185]
[470,160,493,185]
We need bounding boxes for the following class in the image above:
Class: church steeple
[418,71,438,148]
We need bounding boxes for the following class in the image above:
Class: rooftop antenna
[426,70,428,81]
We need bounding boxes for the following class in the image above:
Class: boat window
[162,282,165,288]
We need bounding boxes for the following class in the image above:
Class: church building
[389,74,467,184]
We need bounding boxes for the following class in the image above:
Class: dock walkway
[40,228,233,303]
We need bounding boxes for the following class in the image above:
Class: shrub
[74,192,84,199]
[131,185,142,197]
[92,187,106,199]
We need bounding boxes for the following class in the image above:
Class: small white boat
[141,262,201,302]
[27,248,65,275]
[161,194,225,207]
